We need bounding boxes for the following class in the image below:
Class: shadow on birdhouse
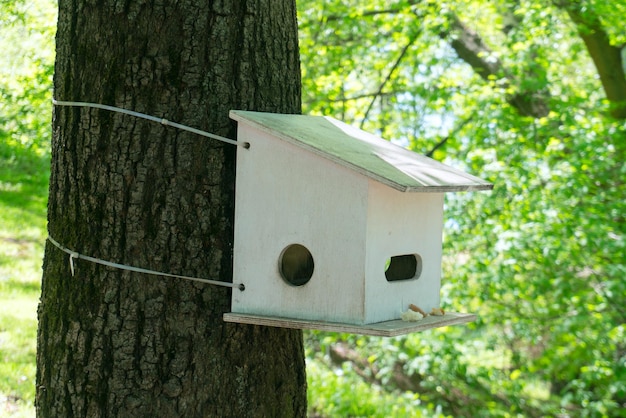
[222,111,493,336]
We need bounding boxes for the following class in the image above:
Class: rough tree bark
[36,1,306,417]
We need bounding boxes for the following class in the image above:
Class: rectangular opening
[385,254,422,281]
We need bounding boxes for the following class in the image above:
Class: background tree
[299,0,626,416]
[36,1,306,417]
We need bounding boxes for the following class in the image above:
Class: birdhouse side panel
[364,181,444,323]
[231,124,370,324]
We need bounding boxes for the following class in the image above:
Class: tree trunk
[557,1,626,120]
[445,14,550,118]
[36,1,305,417]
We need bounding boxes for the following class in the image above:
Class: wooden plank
[223,312,476,337]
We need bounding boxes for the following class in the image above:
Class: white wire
[47,235,245,291]
[49,99,247,290]
[52,98,250,148]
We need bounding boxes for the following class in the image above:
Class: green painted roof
[230,111,493,193]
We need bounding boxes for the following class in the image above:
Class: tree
[36,1,306,417]
[299,0,626,416]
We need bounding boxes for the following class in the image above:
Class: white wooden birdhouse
[223,111,492,336]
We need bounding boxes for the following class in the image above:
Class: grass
[0,140,49,418]
[0,285,39,417]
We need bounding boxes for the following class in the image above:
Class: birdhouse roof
[230,111,493,192]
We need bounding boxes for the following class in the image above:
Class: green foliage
[299,0,626,416]
[0,0,52,245]
[307,358,436,418]
[306,332,451,417]
[0,0,56,155]
[1,0,55,416]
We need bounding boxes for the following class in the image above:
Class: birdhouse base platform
[223,312,476,337]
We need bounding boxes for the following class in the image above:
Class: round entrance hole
[279,244,314,286]
[385,254,422,282]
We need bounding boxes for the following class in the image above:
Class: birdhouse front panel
[363,180,445,324]
[231,121,373,324]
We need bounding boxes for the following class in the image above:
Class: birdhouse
[222,111,492,336]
